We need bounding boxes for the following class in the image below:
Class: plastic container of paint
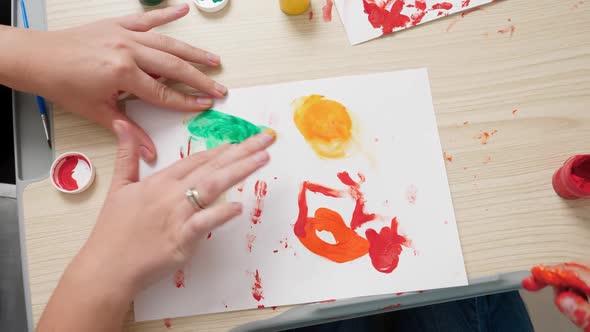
[193,0,229,13]
[279,0,310,15]
[50,152,96,194]
[552,154,590,200]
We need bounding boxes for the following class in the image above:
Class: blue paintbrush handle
[20,0,30,29]
[36,96,47,115]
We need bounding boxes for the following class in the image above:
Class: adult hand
[37,120,275,331]
[522,262,590,331]
[10,3,224,162]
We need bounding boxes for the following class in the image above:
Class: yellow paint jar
[279,0,310,15]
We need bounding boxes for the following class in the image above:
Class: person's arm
[36,121,276,331]
[0,3,226,162]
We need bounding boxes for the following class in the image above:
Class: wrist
[0,26,45,94]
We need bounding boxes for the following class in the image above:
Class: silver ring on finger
[185,188,206,210]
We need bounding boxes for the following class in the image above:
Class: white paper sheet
[127,68,467,321]
[335,0,494,45]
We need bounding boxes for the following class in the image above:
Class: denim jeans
[289,291,534,332]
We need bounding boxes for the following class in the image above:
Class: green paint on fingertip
[186,110,267,150]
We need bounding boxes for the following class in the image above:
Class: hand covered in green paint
[523,263,590,331]
[37,120,275,331]
[7,4,225,162]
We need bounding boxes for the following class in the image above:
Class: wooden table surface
[23,0,590,330]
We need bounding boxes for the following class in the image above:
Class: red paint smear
[530,263,590,295]
[383,304,402,310]
[322,0,333,22]
[271,306,278,310]
[237,182,244,192]
[252,270,264,302]
[396,292,404,296]
[498,25,516,38]
[337,172,378,230]
[432,2,453,10]
[309,10,314,21]
[444,220,449,225]
[461,7,482,17]
[572,158,590,192]
[373,137,379,143]
[512,109,519,115]
[247,234,256,252]
[365,217,410,273]
[257,305,265,309]
[418,290,425,293]
[320,299,336,303]
[556,291,590,331]
[207,232,212,239]
[274,176,278,180]
[273,250,278,253]
[251,180,268,224]
[54,156,88,191]
[363,0,410,34]
[463,121,470,125]
[174,269,185,288]
[406,185,417,205]
[164,318,172,329]
[461,0,470,7]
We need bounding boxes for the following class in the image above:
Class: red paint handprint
[294,171,410,273]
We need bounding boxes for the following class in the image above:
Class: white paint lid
[50,152,96,194]
[193,0,229,12]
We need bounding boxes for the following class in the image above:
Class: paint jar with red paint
[50,152,96,194]
[552,154,590,200]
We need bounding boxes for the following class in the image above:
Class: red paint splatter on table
[252,270,264,302]
[406,185,417,205]
[446,7,484,32]
[247,234,256,252]
[383,304,402,310]
[463,121,470,125]
[571,0,584,10]
[498,20,516,38]
[174,269,185,288]
[251,180,268,224]
[309,10,314,21]
[475,130,497,145]
[365,217,410,273]
[512,109,519,115]
[207,232,212,239]
[443,151,453,163]
[164,318,172,329]
[322,0,334,22]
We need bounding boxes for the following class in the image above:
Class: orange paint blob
[293,95,353,159]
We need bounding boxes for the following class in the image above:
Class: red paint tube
[552,155,590,199]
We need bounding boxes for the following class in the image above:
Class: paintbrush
[20,0,51,148]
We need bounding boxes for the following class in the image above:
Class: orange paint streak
[293,95,353,159]
[174,269,185,288]
[556,291,590,331]
[530,263,590,295]
[443,151,453,162]
[294,172,410,273]
[251,180,268,224]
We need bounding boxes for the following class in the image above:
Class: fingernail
[253,151,269,164]
[207,52,221,65]
[177,3,188,12]
[232,202,243,212]
[260,129,277,144]
[215,82,228,96]
[139,146,152,161]
[196,97,213,107]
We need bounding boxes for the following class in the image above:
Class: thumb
[111,120,140,189]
